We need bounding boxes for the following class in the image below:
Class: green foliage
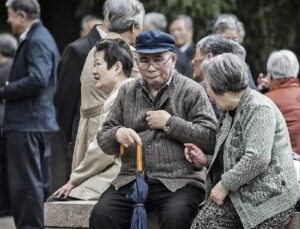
[141,0,300,78]
[2,0,300,78]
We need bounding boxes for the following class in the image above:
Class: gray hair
[6,0,40,20]
[211,14,245,43]
[0,33,18,57]
[197,34,246,60]
[267,49,299,79]
[172,15,193,30]
[103,0,145,33]
[81,14,102,30]
[202,53,249,95]
[144,12,167,31]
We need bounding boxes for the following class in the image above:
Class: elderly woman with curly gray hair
[185,53,300,229]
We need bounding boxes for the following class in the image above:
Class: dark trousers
[0,133,11,214]
[89,179,204,229]
[6,131,52,229]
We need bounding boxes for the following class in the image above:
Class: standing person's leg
[89,184,135,229]
[6,131,47,229]
[41,132,52,200]
[147,179,204,229]
[0,133,11,216]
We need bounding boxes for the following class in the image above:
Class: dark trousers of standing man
[5,131,52,229]
[0,133,11,216]
[89,178,204,229]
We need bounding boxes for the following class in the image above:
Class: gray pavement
[0,216,15,229]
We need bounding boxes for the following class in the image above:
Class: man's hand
[210,181,229,205]
[145,110,171,129]
[116,127,142,148]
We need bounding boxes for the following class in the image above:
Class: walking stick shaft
[136,144,143,173]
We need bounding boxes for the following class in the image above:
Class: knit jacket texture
[97,71,218,192]
[206,89,300,229]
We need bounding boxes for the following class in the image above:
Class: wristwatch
[163,117,172,132]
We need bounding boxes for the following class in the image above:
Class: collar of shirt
[179,42,192,53]
[96,26,107,38]
[139,69,174,103]
[19,20,39,42]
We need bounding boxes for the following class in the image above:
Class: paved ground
[0,216,15,229]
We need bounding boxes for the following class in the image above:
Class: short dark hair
[6,0,40,20]
[94,38,133,78]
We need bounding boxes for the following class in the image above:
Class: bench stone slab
[44,201,158,229]
[44,201,299,229]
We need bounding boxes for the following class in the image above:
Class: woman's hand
[184,143,208,168]
[53,180,76,198]
[257,73,271,91]
[210,181,229,205]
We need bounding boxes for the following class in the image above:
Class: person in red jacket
[265,49,300,155]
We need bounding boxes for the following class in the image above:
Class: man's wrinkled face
[192,48,209,82]
[219,28,240,43]
[7,8,25,36]
[137,52,176,90]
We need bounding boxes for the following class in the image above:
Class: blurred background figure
[144,12,167,31]
[0,33,17,89]
[208,13,257,89]
[209,13,245,44]
[169,14,195,78]
[80,14,106,37]
[0,32,17,217]
[264,50,300,155]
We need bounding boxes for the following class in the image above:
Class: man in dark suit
[54,23,105,155]
[1,0,59,228]
[170,15,195,79]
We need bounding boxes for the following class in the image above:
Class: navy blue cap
[135,29,176,54]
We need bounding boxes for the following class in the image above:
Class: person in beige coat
[51,0,145,200]
[72,0,144,170]
[53,38,135,200]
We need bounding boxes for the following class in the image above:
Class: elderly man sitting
[89,30,218,229]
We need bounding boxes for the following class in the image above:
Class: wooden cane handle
[136,144,143,173]
[120,145,125,156]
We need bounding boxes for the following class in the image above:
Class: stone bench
[44,201,158,229]
[44,201,300,229]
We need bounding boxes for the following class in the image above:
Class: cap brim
[135,47,173,54]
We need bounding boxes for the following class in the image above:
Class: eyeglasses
[137,55,173,70]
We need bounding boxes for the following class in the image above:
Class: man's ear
[171,54,177,68]
[18,11,27,21]
[207,53,213,60]
[114,61,123,76]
